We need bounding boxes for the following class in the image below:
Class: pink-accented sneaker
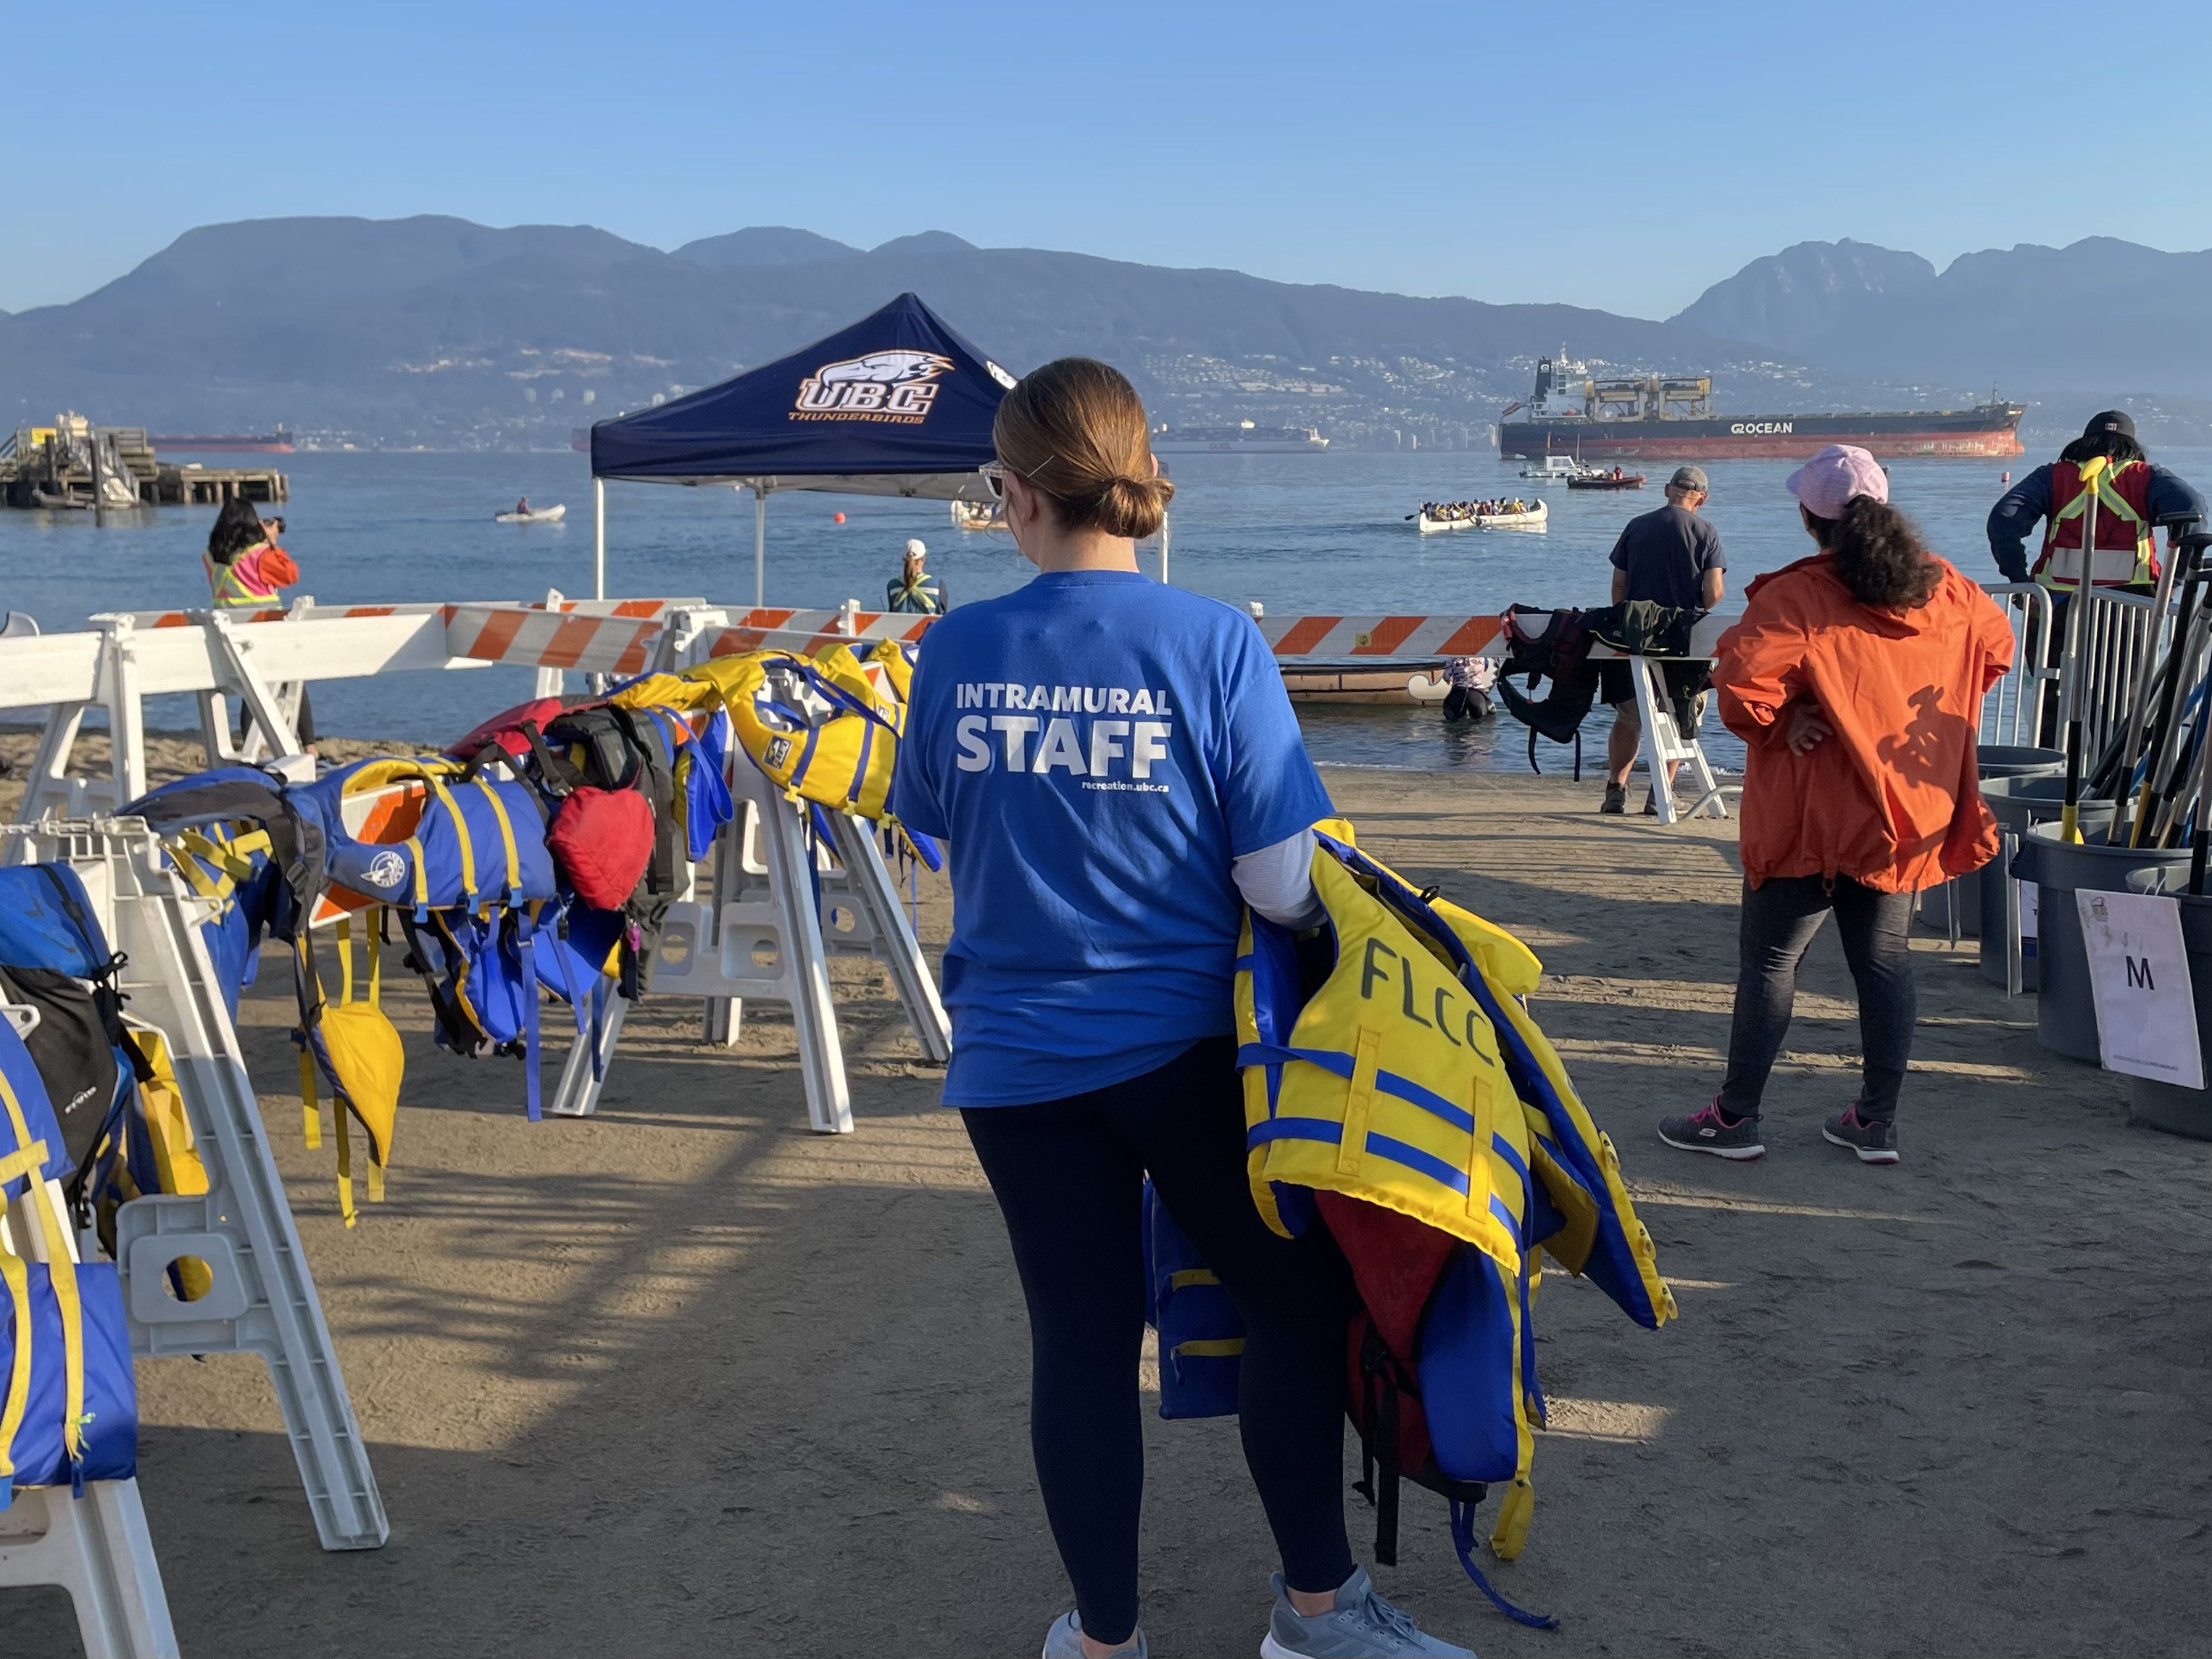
[1822,1103,1900,1164]
[1658,1099,1765,1160]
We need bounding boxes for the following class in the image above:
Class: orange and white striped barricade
[1252,611,1504,704]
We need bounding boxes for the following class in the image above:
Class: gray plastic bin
[1977,780,2118,989]
[2129,892,2212,1140]
[1920,747,2068,936]
[2013,822,2193,1062]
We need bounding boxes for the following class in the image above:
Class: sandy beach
[4,752,2208,1657]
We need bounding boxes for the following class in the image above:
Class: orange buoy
[833,512,846,523]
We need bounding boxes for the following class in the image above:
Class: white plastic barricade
[0,1481,180,1659]
[646,759,854,1133]
[0,819,388,1554]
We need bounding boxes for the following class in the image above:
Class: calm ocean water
[9,446,2195,773]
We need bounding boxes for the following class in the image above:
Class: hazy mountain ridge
[0,215,1919,449]
[1673,235,2212,409]
[7,216,2203,448]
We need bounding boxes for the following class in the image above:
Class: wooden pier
[1,420,288,510]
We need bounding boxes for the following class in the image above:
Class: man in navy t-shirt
[1600,465,1726,813]
[891,569,1334,1107]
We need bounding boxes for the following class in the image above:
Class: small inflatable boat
[494,504,567,523]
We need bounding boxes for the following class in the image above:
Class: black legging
[1717,874,1918,1121]
[962,1036,1356,1646]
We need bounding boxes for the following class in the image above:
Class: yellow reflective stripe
[1167,1269,1221,1290]
[0,1250,30,1481]
[366,927,381,1003]
[1338,1028,1383,1177]
[471,778,521,896]
[1173,1338,1246,1359]
[336,918,354,1005]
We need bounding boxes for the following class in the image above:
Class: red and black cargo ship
[1497,354,2023,462]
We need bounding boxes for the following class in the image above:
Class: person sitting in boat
[887,538,948,615]
[515,497,531,516]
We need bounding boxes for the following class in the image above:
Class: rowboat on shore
[1566,473,1645,491]
[1415,500,1548,533]
[494,503,567,523]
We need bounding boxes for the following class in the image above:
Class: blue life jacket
[0,1021,136,1502]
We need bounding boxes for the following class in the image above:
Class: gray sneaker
[1261,1567,1472,1658]
[1042,1610,1148,1658]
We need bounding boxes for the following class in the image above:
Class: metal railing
[1979,582,2173,765]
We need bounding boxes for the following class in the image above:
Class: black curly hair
[1800,496,1941,610]
[205,497,267,564]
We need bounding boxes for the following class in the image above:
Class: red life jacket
[2034,458,2158,591]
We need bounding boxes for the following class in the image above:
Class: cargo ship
[149,428,296,454]
[1154,421,1329,454]
[1496,354,2023,462]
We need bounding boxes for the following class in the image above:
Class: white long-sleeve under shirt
[1232,828,1325,929]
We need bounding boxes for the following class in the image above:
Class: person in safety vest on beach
[202,496,314,748]
[891,358,1473,1659]
[886,537,947,615]
[1987,409,2203,593]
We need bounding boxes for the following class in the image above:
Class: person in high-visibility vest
[884,537,947,615]
[1987,409,2203,592]
[201,497,315,747]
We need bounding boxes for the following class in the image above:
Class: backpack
[0,865,157,1207]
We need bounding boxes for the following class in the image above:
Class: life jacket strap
[1447,1500,1558,1630]
[0,1066,85,1468]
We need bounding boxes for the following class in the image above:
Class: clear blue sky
[7,0,2209,318]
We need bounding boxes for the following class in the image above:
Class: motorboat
[1519,456,1599,481]
[494,503,567,523]
[1414,500,1548,533]
[1566,473,1645,491]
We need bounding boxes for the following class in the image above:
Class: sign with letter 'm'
[2077,889,2203,1089]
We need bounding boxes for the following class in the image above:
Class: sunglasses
[979,461,1010,501]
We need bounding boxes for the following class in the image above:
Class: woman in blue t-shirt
[892,359,1468,1659]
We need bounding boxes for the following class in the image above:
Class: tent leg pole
[754,488,767,610]
[593,478,606,602]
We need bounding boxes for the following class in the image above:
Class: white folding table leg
[0,1481,181,1659]
[1631,659,1680,825]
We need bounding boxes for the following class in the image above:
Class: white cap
[905,539,927,559]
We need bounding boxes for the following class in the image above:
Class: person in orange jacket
[1659,446,2014,1166]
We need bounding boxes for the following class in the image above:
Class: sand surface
[3,755,2208,1658]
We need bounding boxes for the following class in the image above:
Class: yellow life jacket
[294,916,404,1227]
[92,1028,214,1302]
[682,648,902,818]
[1235,821,1673,1558]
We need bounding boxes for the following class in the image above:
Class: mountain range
[5,217,2211,447]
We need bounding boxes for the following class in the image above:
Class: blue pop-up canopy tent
[588,292,1015,604]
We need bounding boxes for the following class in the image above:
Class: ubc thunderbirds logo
[791,351,955,425]
[366,850,407,890]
